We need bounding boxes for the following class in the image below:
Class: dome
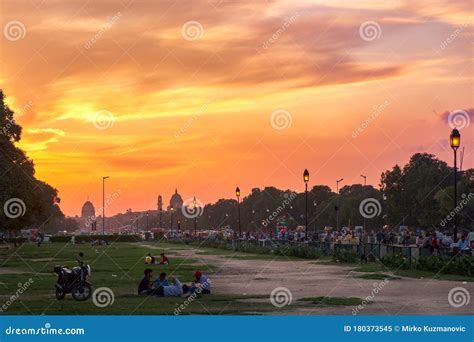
[169,189,183,209]
[81,201,95,219]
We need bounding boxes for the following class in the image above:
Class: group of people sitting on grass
[137,269,211,297]
[144,253,169,265]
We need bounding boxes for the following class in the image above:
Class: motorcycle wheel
[71,283,92,301]
[55,288,66,300]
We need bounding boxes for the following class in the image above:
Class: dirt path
[143,244,474,315]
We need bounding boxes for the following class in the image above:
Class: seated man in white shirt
[154,277,184,297]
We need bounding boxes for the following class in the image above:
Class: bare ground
[144,244,474,315]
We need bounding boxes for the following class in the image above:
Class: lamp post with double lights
[102,176,109,234]
[303,169,309,240]
[236,187,241,238]
[450,128,461,242]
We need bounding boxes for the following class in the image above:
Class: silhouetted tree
[0,90,65,235]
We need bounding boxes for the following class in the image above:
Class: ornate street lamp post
[236,187,241,238]
[303,169,309,239]
[450,128,461,242]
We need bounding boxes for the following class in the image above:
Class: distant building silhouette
[80,200,96,231]
[157,195,163,212]
[167,188,183,211]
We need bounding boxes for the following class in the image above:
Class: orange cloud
[1,0,472,215]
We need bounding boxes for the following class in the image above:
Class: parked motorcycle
[54,252,92,301]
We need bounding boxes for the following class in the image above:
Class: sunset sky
[0,0,472,216]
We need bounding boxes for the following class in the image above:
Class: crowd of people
[229,226,474,255]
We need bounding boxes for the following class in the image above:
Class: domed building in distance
[81,201,95,220]
[167,188,183,211]
[80,200,96,230]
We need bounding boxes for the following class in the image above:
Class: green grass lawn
[355,273,401,280]
[0,242,328,315]
[0,242,285,315]
[300,297,363,306]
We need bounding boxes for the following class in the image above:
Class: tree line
[159,153,473,234]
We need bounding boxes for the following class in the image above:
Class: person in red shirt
[430,232,439,254]
[159,253,169,265]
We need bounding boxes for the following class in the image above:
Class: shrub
[273,244,322,259]
[380,254,410,269]
[332,249,358,263]
[416,255,473,276]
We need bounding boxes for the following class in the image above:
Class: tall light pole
[170,207,174,230]
[146,211,149,230]
[193,196,198,236]
[336,178,343,230]
[450,128,461,242]
[236,187,241,238]
[336,178,344,194]
[303,169,309,240]
[360,174,367,230]
[102,176,109,234]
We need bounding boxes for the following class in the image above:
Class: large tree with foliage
[380,153,452,228]
[435,168,474,231]
[0,90,66,235]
